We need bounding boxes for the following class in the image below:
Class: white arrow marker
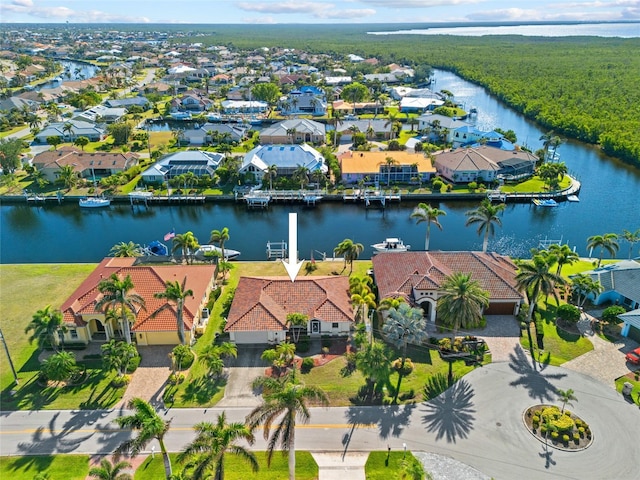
[283,212,303,282]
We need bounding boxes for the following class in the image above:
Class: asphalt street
[2,360,639,480]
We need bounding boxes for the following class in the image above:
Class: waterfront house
[58,257,216,346]
[239,144,328,183]
[339,150,436,185]
[335,119,392,142]
[182,123,247,146]
[279,86,327,116]
[105,96,150,111]
[140,150,224,184]
[220,99,269,114]
[259,119,326,145]
[434,146,537,184]
[32,147,138,182]
[418,113,469,143]
[34,120,106,144]
[372,251,524,322]
[225,276,354,344]
[73,105,126,124]
[170,93,214,113]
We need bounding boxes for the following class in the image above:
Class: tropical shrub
[601,305,626,324]
[557,304,581,323]
[171,344,194,370]
[301,357,315,373]
[391,358,414,376]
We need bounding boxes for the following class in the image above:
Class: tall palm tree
[25,305,66,352]
[57,164,78,189]
[267,164,277,190]
[437,272,489,342]
[210,227,230,264]
[355,340,392,394]
[172,231,199,264]
[378,296,406,312]
[248,372,329,480]
[548,243,579,275]
[109,241,142,258]
[383,303,428,402]
[114,398,172,479]
[331,109,343,147]
[153,277,194,345]
[539,131,555,161]
[464,199,506,253]
[62,122,74,140]
[88,458,132,480]
[177,412,258,480]
[96,274,146,345]
[410,203,446,250]
[292,165,309,190]
[286,127,297,144]
[381,156,399,186]
[385,111,399,139]
[586,233,619,267]
[333,238,364,274]
[621,228,640,259]
[570,273,603,307]
[515,254,567,327]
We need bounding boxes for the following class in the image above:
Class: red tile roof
[372,251,523,302]
[60,257,215,333]
[225,276,354,332]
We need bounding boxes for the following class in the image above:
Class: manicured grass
[560,259,618,277]
[0,455,89,480]
[501,175,572,193]
[0,125,27,138]
[0,264,96,392]
[134,452,318,480]
[365,451,419,480]
[615,374,640,406]
[519,304,593,366]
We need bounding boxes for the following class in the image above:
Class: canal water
[2,70,639,264]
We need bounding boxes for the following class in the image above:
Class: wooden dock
[266,241,287,259]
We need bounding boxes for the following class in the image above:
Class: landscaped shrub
[551,431,559,439]
[296,337,310,353]
[126,355,141,373]
[111,374,130,388]
[573,433,580,441]
[562,434,570,442]
[601,305,626,324]
[468,181,478,191]
[557,304,581,323]
[301,357,315,373]
[168,372,185,385]
[532,415,540,425]
[438,338,451,350]
[553,415,575,432]
[171,345,194,370]
[391,358,414,376]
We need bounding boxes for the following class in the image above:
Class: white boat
[194,244,241,260]
[79,196,110,208]
[532,199,558,207]
[567,195,580,202]
[371,238,410,253]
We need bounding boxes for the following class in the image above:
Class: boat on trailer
[371,237,410,253]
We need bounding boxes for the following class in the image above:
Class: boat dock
[23,190,63,204]
[266,241,287,259]
[240,190,324,208]
[343,189,402,208]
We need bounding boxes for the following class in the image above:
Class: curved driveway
[2,354,639,480]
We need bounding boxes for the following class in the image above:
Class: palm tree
[383,303,428,402]
[57,164,78,189]
[292,165,309,190]
[88,458,132,480]
[381,156,398,186]
[286,127,297,144]
[586,233,619,267]
[621,228,640,259]
[177,412,258,480]
[96,274,146,345]
[25,305,66,352]
[349,275,376,323]
[378,296,406,312]
[515,254,566,328]
[355,340,392,395]
[172,231,199,264]
[267,164,277,190]
[62,122,74,140]
[539,131,555,161]
[114,398,172,479]
[548,243,579,275]
[570,273,603,307]
[198,341,238,378]
[464,199,506,253]
[110,241,142,257]
[247,372,328,480]
[410,203,446,250]
[385,111,399,139]
[437,272,489,342]
[41,350,78,384]
[286,313,308,343]
[333,238,364,274]
[557,388,577,414]
[153,277,194,345]
[331,109,343,147]
[210,227,230,268]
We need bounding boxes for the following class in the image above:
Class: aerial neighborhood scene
[1,2,640,479]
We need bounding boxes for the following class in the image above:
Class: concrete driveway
[216,346,267,407]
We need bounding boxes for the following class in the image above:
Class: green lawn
[501,175,572,193]
[0,455,89,480]
[134,451,318,480]
[615,374,640,406]
[519,304,593,366]
[365,451,421,480]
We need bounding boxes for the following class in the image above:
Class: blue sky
[1,0,639,24]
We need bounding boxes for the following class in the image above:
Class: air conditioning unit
[201,308,209,319]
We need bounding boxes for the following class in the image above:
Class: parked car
[625,347,640,364]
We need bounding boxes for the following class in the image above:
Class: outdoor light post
[403,442,407,459]
[0,328,19,385]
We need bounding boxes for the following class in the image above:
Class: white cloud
[236,1,375,20]
[12,0,34,7]
[1,2,150,23]
[363,0,481,7]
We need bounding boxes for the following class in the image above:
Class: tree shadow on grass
[173,374,226,406]
[508,345,565,403]
[421,377,475,443]
[0,373,58,411]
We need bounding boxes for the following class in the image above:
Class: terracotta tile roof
[372,251,523,302]
[340,150,436,174]
[60,257,215,333]
[32,147,138,173]
[225,276,354,332]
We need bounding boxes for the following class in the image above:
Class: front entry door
[310,320,320,335]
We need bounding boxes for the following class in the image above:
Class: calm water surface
[2,70,639,263]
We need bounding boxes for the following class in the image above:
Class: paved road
[2,359,639,479]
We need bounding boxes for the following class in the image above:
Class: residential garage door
[486,302,516,315]
[628,325,640,343]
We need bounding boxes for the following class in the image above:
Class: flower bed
[523,404,593,451]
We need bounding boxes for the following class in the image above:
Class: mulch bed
[523,404,593,451]
[556,319,581,335]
